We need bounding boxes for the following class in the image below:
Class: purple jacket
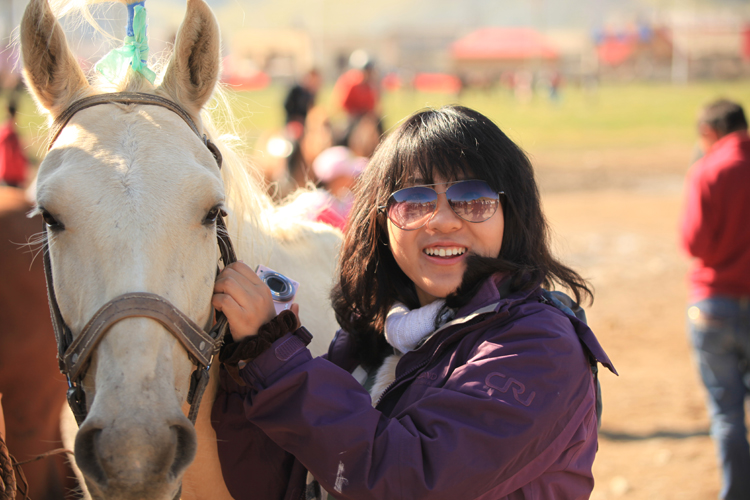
[212,275,616,499]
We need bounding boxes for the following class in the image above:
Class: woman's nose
[426,193,462,231]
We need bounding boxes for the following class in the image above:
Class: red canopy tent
[451,27,559,61]
[597,37,636,66]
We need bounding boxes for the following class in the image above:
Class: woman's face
[386,174,505,306]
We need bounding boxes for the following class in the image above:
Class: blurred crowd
[255,50,384,232]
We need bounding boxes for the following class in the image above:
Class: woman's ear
[377,222,389,246]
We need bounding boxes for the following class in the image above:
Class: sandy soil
[536,146,722,499]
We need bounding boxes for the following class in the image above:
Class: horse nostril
[168,421,197,481]
[74,424,107,487]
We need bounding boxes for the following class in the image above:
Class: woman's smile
[423,245,468,258]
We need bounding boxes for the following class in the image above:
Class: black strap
[42,247,72,373]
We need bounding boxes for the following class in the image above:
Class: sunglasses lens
[446,180,500,222]
[387,186,437,229]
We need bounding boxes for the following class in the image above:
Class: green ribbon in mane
[95,2,156,84]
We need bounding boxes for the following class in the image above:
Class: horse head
[21,0,225,497]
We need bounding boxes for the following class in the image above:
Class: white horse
[20,0,342,498]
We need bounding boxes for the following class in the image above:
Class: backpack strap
[539,289,603,427]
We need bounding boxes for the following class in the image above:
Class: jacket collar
[440,274,617,375]
[430,274,538,338]
[454,273,539,318]
[705,130,749,157]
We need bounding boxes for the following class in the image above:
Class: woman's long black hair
[331,105,591,368]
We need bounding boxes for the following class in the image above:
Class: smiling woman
[211,105,617,499]
[337,105,594,350]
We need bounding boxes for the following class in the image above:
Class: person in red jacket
[333,52,378,119]
[680,99,750,500]
[332,51,383,150]
[0,101,29,188]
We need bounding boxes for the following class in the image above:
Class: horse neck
[227,213,279,267]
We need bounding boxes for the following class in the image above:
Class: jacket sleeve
[680,162,718,259]
[232,310,598,500]
[212,353,304,500]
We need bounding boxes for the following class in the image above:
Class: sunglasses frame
[378,179,504,231]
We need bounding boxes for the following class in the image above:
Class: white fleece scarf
[384,300,454,354]
[363,300,453,407]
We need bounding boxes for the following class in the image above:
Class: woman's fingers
[226,261,264,285]
[213,262,277,339]
[290,303,301,329]
[211,292,243,323]
[215,264,264,304]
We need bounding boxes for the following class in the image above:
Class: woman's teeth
[424,247,466,257]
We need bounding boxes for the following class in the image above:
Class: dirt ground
[534,144,721,499]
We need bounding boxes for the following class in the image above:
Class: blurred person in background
[284,68,322,137]
[332,50,383,148]
[345,111,382,159]
[291,145,366,232]
[299,106,335,171]
[257,74,331,202]
[257,106,336,202]
[680,99,750,500]
[0,100,29,189]
[333,50,378,118]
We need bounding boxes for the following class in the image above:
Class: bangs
[382,107,504,191]
[364,105,522,211]
[399,140,474,186]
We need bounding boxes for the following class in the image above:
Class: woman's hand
[212,262,277,341]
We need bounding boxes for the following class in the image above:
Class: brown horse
[0,186,76,499]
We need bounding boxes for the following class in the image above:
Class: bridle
[42,92,236,427]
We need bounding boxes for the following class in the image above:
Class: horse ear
[158,0,220,118]
[20,0,91,118]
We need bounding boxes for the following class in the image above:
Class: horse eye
[42,210,64,230]
[204,207,221,225]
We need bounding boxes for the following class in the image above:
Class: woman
[211,105,616,499]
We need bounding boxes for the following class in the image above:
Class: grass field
[219,79,750,151]
[5,79,750,166]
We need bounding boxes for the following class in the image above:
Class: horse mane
[20,0,304,259]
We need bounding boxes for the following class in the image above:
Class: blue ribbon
[126,1,145,37]
[95,1,156,84]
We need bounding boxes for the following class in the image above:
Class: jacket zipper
[374,358,429,408]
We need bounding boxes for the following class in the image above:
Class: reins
[42,92,236,427]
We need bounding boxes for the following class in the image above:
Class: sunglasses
[380,179,503,230]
